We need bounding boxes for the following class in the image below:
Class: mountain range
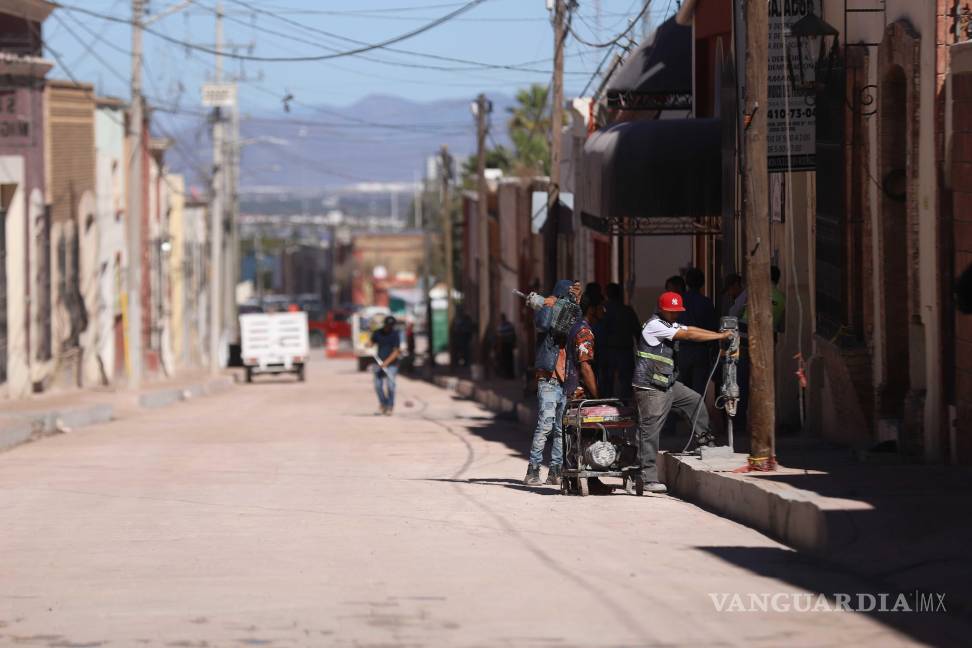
[167,93,518,192]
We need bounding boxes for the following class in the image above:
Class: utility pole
[742,0,776,471]
[416,171,434,371]
[225,79,240,346]
[127,0,144,388]
[207,1,225,373]
[473,94,490,378]
[439,145,455,329]
[548,0,567,281]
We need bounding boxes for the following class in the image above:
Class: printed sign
[767,0,819,171]
[202,83,236,108]
[0,89,34,146]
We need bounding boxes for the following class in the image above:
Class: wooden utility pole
[439,145,455,329]
[127,0,144,388]
[208,1,226,373]
[416,172,434,370]
[474,94,490,375]
[742,0,776,470]
[547,0,567,280]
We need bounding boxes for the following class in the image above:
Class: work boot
[645,481,668,494]
[523,464,541,485]
[544,466,562,486]
[625,479,668,495]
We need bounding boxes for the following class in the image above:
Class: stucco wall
[820,0,945,458]
[95,104,126,383]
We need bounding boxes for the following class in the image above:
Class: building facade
[44,79,96,389]
[0,0,53,398]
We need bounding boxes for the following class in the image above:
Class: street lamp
[787,12,840,95]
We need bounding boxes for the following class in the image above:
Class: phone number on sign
[767,107,815,120]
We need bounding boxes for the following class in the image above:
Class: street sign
[767,0,819,172]
[202,83,236,108]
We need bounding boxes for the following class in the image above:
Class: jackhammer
[717,316,741,451]
[512,289,581,342]
[684,316,741,455]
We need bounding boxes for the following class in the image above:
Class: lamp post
[787,12,877,117]
[786,12,839,96]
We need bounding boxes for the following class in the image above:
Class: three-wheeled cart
[560,398,643,496]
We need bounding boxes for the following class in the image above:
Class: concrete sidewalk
[661,444,972,618]
[432,371,972,620]
[0,370,235,453]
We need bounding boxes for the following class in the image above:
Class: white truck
[239,311,309,383]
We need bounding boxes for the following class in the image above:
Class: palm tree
[507,84,551,175]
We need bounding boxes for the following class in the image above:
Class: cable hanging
[56,0,489,63]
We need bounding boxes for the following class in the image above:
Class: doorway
[878,65,909,418]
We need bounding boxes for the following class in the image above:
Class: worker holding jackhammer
[629,291,735,495]
[523,279,582,486]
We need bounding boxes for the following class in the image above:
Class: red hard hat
[658,291,686,312]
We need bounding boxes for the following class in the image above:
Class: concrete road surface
[1,360,967,647]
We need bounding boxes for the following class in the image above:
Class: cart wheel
[245,367,253,383]
[578,477,589,497]
[296,365,306,382]
[635,476,645,497]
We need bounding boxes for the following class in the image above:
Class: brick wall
[954,71,972,463]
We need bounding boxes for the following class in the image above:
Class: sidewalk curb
[432,375,532,423]
[0,376,235,453]
[659,452,827,554]
[138,377,234,409]
[0,403,115,453]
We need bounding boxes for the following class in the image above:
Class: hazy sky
[46,0,679,112]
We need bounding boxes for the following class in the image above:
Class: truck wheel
[297,365,305,382]
[245,367,253,383]
[357,357,369,372]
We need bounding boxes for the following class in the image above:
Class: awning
[579,118,722,233]
[604,17,692,111]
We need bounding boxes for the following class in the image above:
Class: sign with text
[767,0,819,171]
[0,88,35,147]
[202,83,236,108]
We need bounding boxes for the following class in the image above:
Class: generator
[560,398,643,496]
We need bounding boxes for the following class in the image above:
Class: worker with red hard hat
[628,290,734,495]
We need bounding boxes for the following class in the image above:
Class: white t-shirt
[642,318,681,346]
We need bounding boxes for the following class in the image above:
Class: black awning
[579,118,722,224]
[605,17,692,111]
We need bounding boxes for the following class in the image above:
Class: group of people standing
[523,273,736,495]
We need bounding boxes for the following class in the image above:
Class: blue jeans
[528,377,566,468]
[374,364,398,409]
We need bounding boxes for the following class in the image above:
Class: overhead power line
[56,0,491,63]
[566,2,650,48]
[218,0,588,75]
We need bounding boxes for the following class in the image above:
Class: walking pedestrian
[371,316,401,416]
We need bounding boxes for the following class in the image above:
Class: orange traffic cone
[325,333,339,358]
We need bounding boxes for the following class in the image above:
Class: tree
[507,84,551,175]
[460,145,512,190]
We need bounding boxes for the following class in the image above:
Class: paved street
[0,360,967,647]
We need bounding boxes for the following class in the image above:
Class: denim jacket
[534,279,575,375]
